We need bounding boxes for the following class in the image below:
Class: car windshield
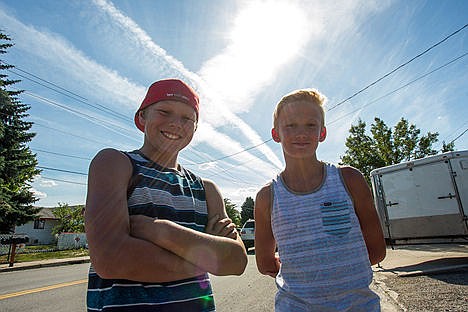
[244,221,255,229]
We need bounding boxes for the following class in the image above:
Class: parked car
[240,219,255,249]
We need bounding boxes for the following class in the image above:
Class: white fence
[57,233,88,250]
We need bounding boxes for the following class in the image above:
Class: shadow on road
[382,257,468,285]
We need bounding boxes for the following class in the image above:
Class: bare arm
[341,167,386,265]
[254,184,280,277]
[130,179,247,276]
[85,148,204,282]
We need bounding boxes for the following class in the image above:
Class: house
[14,208,59,245]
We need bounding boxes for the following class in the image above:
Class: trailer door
[452,156,468,228]
[379,160,466,239]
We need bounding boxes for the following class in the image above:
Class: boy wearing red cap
[85,79,247,311]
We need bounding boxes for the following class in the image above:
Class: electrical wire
[327,23,468,112]
[24,90,140,143]
[448,128,468,145]
[32,147,92,160]
[40,176,87,186]
[37,166,87,176]
[190,139,273,165]
[1,60,129,121]
[32,122,108,146]
[328,52,468,125]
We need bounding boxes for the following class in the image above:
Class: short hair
[273,88,327,129]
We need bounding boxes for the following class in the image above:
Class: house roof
[37,207,58,220]
[35,205,84,220]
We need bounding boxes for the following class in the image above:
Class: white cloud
[39,179,58,188]
[31,188,47,199]
[0,10,145,110]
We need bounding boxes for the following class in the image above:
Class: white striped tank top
[271,163,380,311]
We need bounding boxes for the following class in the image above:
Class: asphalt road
[1,245,467,311]
[0,262,88,311]
[211,250,276,311]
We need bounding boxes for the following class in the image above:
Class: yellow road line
[0,279,88,300]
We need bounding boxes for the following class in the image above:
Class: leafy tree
[339,119,382,181]
[441,140,455,152]
[0,31,40,233]
[240,196,254,225]
[51,203,85,235]
[341,117,454,184]
[224,198,241,227]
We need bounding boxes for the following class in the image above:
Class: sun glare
[230,1,309,61]
[199,0,319,115]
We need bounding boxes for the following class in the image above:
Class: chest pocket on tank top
[320,200,352,236]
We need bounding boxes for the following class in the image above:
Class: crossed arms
[85,149,247,283]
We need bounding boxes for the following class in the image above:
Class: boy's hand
[205,215,238,240]
[264,254,281,278]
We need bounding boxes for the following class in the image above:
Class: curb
[0,256,90,273]
[371,276,407,312]
[396,264,468,277]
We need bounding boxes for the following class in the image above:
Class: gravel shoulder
[372,244,468,312]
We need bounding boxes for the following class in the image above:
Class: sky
[0,0,467,209]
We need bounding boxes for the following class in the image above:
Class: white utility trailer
[370,150,468,245]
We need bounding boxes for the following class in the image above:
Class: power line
[0,60,87,100]
[37,166,87,176]
[24,90,140,143]
[32,147,92,161]
[1,63,277,170]
[3,63,275,170]
[327,23,468,111]
[33,122,108,146]
[1,61,130,121]
[328,52,468,125]
[441,120,468,143]
[190,138,273,165]
[205,156,270,184]
[448,128,468,145]
[185,145,258,186]
[40,176,87,186]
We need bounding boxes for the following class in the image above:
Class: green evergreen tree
[341,117,454,185]
[224,198,241,227]
[0,31,40,233]
[240,196,254,225]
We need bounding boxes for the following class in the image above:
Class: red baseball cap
[134,79,199,132]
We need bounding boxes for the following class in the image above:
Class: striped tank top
[271,163,380,312]
[87,150,215,312]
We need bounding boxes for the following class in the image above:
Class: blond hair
[273,88,327,129]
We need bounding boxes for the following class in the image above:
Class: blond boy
[255,89,386,311]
